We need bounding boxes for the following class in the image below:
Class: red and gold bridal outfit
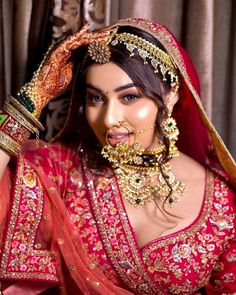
[0,141,235,294]
[0,18,236,295]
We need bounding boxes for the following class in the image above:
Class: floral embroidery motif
[142,172,235,294]
[2,143,234,293]
[80,160,235,294]
[0,157,58,282]
[83,159,169,294]
[63,162,120,285]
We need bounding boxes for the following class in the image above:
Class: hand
[24,25,112,117]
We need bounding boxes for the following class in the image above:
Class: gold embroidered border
[111,180,167,294]
[0,156,58,282]
[83,158,167,295]
[142,170,234,260]
[142,170,214,257]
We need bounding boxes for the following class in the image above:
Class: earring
[161,113,179,144]
[161,112,180,159]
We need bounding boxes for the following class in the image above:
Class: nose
[102,100,123,128]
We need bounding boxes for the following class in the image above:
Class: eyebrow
[86,83,136,94]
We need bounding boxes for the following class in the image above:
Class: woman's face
[85,62,159,149]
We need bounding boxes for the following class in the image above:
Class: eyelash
[85,93,140,105]
[86,94,104,104]
[122,94,140,103]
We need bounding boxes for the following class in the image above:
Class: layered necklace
[101,142,186,208]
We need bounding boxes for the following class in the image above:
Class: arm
[0,25,111,180]
[205,238,236,294]
[204,187,236,294]
[0,150,10,180]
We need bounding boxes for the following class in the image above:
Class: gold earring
[161,113,179,144]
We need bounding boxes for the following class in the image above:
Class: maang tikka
[87,28,179,87]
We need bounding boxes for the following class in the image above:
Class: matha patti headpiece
[88,29,179,87]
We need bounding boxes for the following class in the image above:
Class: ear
[163,87,179,114]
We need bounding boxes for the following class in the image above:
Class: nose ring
[105,120,136,147]
[118,120,125,126]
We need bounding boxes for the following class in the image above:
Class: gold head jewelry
[87,29,179,87]
[88,41,111,63]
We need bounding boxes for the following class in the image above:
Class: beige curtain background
[0,0,235,159]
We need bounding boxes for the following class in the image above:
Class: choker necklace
[101,142,185,208]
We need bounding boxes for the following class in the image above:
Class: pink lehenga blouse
[0,141,235,294]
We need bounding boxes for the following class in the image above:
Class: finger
[47,27,112,63]
[63,23,90,46]
[68,30,112,51]
[48,24,90,62]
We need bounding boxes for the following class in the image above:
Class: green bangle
[16,89,35,113]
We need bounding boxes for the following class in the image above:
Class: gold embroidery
[84,158,234,294]
[84,159,162,294]
[0,157,58,282]
[64,162,119,283]
[142,171,234,293]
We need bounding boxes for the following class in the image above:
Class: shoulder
[21,139,81,171]
[171,152,235,206]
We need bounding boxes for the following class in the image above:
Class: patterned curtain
[44,0,106,140]
[0,0,106,139]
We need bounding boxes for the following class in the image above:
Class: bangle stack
[0,96,44,156]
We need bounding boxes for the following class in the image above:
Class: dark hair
[61,25,179,209]
[69,26,174,160]
[55,27,178,209]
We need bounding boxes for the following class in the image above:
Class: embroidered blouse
[0,142,235,294]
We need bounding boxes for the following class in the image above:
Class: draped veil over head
[61,17,236,188]
[45,18,236,294]
[1,17,236,295]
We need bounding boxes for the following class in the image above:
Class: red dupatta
[113,18,236,187]
[50,18,236,293]
[0,18,235,295]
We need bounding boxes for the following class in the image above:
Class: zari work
[0,143,235,294]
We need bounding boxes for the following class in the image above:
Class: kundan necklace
[101,142,186,208]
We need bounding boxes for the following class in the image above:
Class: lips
[106,132,132,145]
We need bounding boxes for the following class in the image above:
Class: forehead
[86,62,133,90]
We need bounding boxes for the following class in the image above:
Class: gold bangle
[0,95,43,156]
[3,103,38,134]
[0,131,21,156]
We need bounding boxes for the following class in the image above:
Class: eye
[123,94,140,103]
[86,94,104,105]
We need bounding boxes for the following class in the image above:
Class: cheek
[85,107,98,131]
[131,103,158,123]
